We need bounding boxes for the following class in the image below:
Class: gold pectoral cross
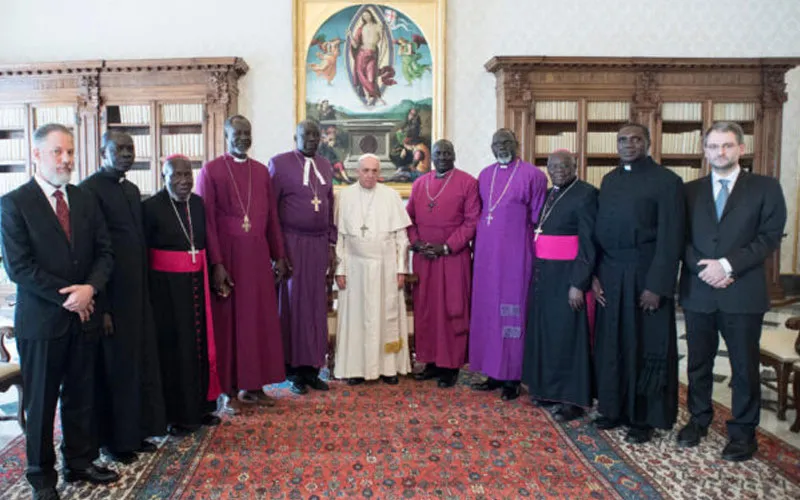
[242,214,251,232]
[311,195,322,212]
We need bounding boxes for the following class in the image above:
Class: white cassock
[334,183,412,380]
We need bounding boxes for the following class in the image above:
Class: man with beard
[196,115,289,412]
[592,123,684,444]
[522,151,597,421]
[1,124,117,499]
[469,129,547,401]
[678,121,786,461]
[269,120,337,395]
[143,155,223,436]
[407,139,480,388]
[80,130,166,463]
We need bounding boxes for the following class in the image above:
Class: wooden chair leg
[776,362,790,421]
[792,369,800,432]
[15,383,25,432]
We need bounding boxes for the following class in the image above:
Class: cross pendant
[427,201,436,212]
[360,224,368,237]
[188,245,199,264]
[534,227,543,242]
[242,215,251,232]
[486,213,494,225]
[311,195,322,212]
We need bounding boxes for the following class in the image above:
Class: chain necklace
[485,159,519,225]
[223,154,253,232]
[295,152,324,213]
[425,169,454,211]
[168,194,199,263]
[359,185,377,238]
[534,178,578,241]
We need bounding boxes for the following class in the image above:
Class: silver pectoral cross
[188,245,199,264]
[534,227,543,242]
[311,195,322,212]
[360,224,368,237]
[486,213,494,225]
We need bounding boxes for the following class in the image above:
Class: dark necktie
[53,190,71,242]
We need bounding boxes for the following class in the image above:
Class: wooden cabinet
[486,56,800,299]
[0,57,248,196]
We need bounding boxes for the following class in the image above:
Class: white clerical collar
[231,155,248,163]
[623,164,632,171]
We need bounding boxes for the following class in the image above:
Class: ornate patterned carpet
[1,372,798,499]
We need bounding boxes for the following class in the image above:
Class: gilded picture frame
[294,0,447,198]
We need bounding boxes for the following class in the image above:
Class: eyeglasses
[704,143,739,152]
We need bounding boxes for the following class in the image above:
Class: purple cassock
[269,151,336,369]
[469,159,547,381]
[196,154,286,393]
[407,169,481,369]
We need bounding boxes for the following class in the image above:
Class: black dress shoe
[414,363,439,381]
[625,426,654,444]
[471,377,502,391]
[202,414,222,426]
[500,385,521,401]
[553,405,584,422]
[677,421,708,448]
[63,465,120,484]
[437,370,458,388]
[138,440,158,453]
[167,424,193,437]
[307,377,330,391]
[722,439,757,462]
[593,415,624,430]
[106,450,138,464]
[531,398,559,408]
[347,377,365,386]
[33,487,60,500]
[381,375,399,385]
[289,381,308,395]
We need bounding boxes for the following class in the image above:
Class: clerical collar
[100,167,126,183]
[435,169,453,179]
[621,156,651,172]
[553,177,577,191]
[229,154,248,163]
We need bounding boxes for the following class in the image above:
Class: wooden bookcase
[486,56,800,299]
[0,57,248,196]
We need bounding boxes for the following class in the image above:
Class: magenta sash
[149,248,223,401]
[534,234,595,341]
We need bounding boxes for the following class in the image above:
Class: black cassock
[80,170,166,453]
[523,180,597,408]
[143,190,214,428]
[593,157,684,429]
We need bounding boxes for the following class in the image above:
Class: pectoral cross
[360,224,368,237]
[242,215,251,232]
[486,213,494,225]
[427,201,436,212]
[311,195,322,212]
[188,245,199,264]
[534,227,543,242]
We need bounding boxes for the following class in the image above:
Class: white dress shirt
[34,174,69,213]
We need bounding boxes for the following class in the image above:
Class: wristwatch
[442,244,450,255]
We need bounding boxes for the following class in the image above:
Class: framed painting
[294,0,446,197]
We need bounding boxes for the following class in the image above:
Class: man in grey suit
[679,121,787,462]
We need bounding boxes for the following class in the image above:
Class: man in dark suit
[0,124,118,500]
[679,121,787,462]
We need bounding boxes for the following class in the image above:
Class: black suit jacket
[0,179,113,339]
[679,170,786,314]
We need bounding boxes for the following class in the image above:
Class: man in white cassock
[334,153,412,385]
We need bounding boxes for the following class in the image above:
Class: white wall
[2,0,800,269]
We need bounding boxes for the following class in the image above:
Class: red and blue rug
[1,371,799,499]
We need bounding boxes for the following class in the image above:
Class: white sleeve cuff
[719,258,733,276]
